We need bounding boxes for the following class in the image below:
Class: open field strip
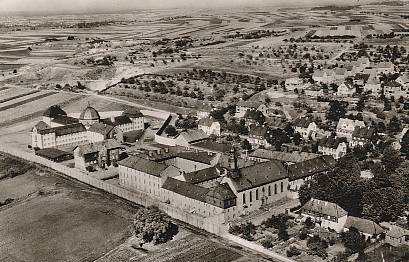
[0,86,10,92]
[0,87,34,100]
[0,89,39,104]
[0,93,79,124]
[0,91,57,112]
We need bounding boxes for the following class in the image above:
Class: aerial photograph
[0,0,408,261]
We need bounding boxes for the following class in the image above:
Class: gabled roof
[293,116,315,128]
[162,177,210,202]
[229,160,288,192]
[36,148,72,159]
[340,81,355,90]
[178,129,208,144]
[88,122,116,136]
[75,139,122,156]
[207,183,236,201]
[198,117,218,127]
[176,151,216,165]
[37,123,86,136]
[387,225,409,238]
[52,115,79,126]
[183,167,220,184]
[102,115,133,126]
[354,73,370,81]
[237,100,263,109]
[318,137,346,149]
[119,156,170,177]
[377,61,394,69]
[191,140,233,153]
[345,216,384,235]
[288,155,336,181]
[249,149,319,163]
[352,126,374,140]
[384,80,402,88]
[398,75,409,84]
[337,118,365,131]
[34,121,50,131]
[366,78,380,85]
[301,198,347,218]
[43,105,67,118]
[249,125,267,137]
[122,107,144,118]
[335,68,347,76]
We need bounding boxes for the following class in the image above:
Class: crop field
[0,153,135,262]
[0,87,37,102]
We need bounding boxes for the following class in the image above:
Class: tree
[381,146,402,172]
[241,139,252,151]
[133,206,178,246]
[384,98,392,111]
[265,128,291,150]
[401,130,409,159]
[164,125,177,137]
[327,101,348,122]
[307,235,328,259]
[287,246,302,257]
[340,227,367,254]
[356,97,365,112]
[387,116,402,134]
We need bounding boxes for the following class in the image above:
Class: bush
[299,228,309,240]
[287,246,302,257]
[112,162,118,167]
[261,237,274,249]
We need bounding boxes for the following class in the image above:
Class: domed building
[79,105,100,128]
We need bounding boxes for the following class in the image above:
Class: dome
[79,106,100,121]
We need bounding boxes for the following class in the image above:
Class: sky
[0,0,380,13]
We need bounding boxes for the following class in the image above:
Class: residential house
[32,122,88,149]
[175,129,209,148]
[304,83,323,97]
[300,198,348,232]
[382,224,409,247]
[377,62,395,74]
[87,122,124,143]
[293,117,318,140]
[248,125,268,147]
[344,216,384,242]
[364,78,382,97]
[334,68,348,81]
[198,117,221,136]
[247,149,319,164]
[74,139,122,170]
[236,101,267,118]
[396,75,409,88]
[337,82,355,97]
[196,104,213,119]
[383,81,407,99]
[285,77,304,91]
[318,137,348,159]
[353,73,370,86]
[336,118,365,141]
[350,126,374,148]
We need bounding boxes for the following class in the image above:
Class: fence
[0,146,224,235]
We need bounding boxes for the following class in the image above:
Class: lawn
[0,153,135,262]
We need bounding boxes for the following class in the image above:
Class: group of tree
[132,206,179,246]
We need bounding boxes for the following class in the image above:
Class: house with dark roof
[119,156,179,197]
[175,129,209,148]
[180,166,221,188]
[248,125,268,147]
[287,155,336,199]
[35,148,73,162]
[190,140,233,154]
[198,117,221,136]
[350,126,374,148]
[74,139,122,170]
[383,80,407,99]
[88,122,123,143]
[344,216,384,242]
[337,81,355,97]
[293,117,318,140]
[32,122,88,149]
[301,198,348,232]
[336,118,365,141]
[164,151,221,173]
[364,77,382,97]
[248,149,319,164]
[318,137,348,160]
[236,100,267,118]
[382,224,409,247]
[222,160,289,213]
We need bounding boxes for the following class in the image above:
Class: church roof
[43,105,67,118]
[122,107,143,118]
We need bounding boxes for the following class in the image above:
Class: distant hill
[310,5,356,11]
[367,0,406,6]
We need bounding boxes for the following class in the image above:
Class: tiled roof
[352,126,374,140]
[191,140,233,153]
[336,118,365,131]
[183,167,220,184]
[43,105,67,118]
[162,177,210,202]
[198,117,218,127]
[387,225,409,238]
[76,139,121,155]
[122,107,144,118]
[88,122,115,136]
[217,154,255,170]
[207,183,236,201]
[335,68,347,76]
[384,80,402,88]
[345,216,384,235]
[378,61,394,69]
[318,137,346,149]
[102,115,133,126]
[249,125,267,137]
[237,100,263,108]
[37,123,86,136]
[366,78,380,85]
[230,160,288,192]
[249,149,319,163]
[52,115,79,126]
[301,198,347,218]
[178,129,208,144]
[354,73,370,81]
[36,148,72,159]
[119,156,169,177]
[34,121,50,131]
[288,155,336,181]
[293,116,314,128]
[176,151,216,165]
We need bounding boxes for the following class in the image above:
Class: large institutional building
[31,105,144,149]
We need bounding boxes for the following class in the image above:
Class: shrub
[299,228,309,240]
[287,246,302,257]
[261,237,274,249]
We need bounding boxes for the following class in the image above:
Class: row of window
[242,182,284,204]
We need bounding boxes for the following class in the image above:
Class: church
[31,104,144,149]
